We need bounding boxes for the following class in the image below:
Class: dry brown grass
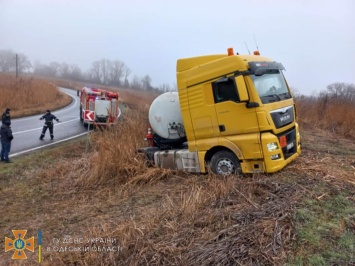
[3,128,353,265]
[0,79,354,265]
[1,89,354,265]
[0,73,71,117]
[296,96,355,139]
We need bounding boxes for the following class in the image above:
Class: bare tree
[123,66,131,88]
[141,75,152,91]
[17,53,32,73]
[0,50,14,72]
[324,82,355,102]
[0,50,156,91]
[110,60,126,86]
[69,65,83,81]
[88,61,102,84]
[159,83,171,92]
[100,59,110,85]
[57,64,82,80]
[60,63,71,79]
[131,75,141,90]
[88,59,112,84]
[33,61,60,77]
[0,50,32,73]
[49,62,61,76]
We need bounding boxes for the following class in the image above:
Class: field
[0,75,354,265]
[0,73,71,117]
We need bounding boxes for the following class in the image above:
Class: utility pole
[15,54,19,78]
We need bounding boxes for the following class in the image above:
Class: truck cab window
[212,78,239,103]
[251,71,289,103]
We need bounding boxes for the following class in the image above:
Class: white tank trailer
[148,92,185,140]
[141,92,201,173]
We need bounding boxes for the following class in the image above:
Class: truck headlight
[267,142,278,151]
[271,154,281,160]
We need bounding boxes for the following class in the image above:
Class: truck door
[188,83,220,140]
[212,77,259,135]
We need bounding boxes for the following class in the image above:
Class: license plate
[287,142,294,150]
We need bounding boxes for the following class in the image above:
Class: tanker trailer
[138,92,202,173]
[148,92,186,147]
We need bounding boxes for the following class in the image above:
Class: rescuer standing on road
[0,120,14,163]
[39,110,60,140]
[1,108,11,125]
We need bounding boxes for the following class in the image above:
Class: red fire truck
[79,87,121,126]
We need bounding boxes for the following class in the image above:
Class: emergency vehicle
[79,87,120,126]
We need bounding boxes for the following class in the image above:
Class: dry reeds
[296,96,355,138]
[1,75,354,265]
[72,99,150,189]
[0,73,71,117]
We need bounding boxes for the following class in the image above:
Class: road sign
[84,110,95,121]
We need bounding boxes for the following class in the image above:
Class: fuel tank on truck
[148,92,186,140]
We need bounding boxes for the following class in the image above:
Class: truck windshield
[251,71,291,104]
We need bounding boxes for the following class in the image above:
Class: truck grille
[270,106,294,129]
[277,128,297,159]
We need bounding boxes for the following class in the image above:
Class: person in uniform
[39,110,60,140]
[0,120,14,163]
[1,108,11,125]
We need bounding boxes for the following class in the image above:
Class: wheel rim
[216,158,236,175]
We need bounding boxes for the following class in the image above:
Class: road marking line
[12,118,80,135]
[10,132,88,157]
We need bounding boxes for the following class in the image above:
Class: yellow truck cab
[141,48,301,175]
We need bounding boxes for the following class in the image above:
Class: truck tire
[210,150,241,175]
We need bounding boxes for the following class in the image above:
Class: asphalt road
[10,88,88,158]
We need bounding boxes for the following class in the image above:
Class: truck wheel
[210,150,241,175]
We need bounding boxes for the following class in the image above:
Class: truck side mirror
[235,76,249,102]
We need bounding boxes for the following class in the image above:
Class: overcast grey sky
[0,0,354,95]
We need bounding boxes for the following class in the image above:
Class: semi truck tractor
[79,87,121,126]
[139,48,301,175]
